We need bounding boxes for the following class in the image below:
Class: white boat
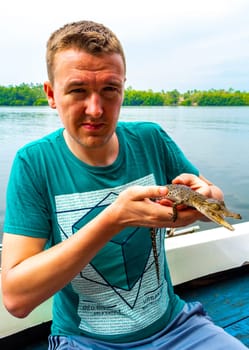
[166,221,249,285]
[1,221,249,347]
[0,278,52,339]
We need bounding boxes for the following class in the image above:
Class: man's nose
[85,93,103,118]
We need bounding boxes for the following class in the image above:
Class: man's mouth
[82,122,104,131]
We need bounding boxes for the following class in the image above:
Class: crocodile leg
[150,228,160,283]
[172,203,178,222]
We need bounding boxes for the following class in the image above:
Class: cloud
[0,0,249,91]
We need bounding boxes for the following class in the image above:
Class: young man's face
[44,49,125,161]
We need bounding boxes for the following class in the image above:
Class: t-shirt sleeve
[4,149,51,238]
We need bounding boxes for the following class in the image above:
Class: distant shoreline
[0,84,249,107]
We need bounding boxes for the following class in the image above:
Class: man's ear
[44,81,56,109]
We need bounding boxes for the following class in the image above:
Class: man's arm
[1,205,123,318]
[1,175,223,318]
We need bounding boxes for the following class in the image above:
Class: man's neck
[63,130,119,167]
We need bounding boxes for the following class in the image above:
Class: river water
[0,106,249,239]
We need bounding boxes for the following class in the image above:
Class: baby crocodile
[160,184,242,230]
[150,184,242,282]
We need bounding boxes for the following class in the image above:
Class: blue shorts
[48,302,247,349]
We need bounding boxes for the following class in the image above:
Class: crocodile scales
[150,184,242,282]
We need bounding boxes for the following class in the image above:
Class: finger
[168,208,201,228]
[155,198,173,206]
[124,185,169,201]
[172,173,199,186]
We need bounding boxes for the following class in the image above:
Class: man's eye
[105,86,117,91]
[102,86,120,97]
[70,88,85,93]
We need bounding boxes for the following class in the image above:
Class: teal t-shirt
[4,121,199,343]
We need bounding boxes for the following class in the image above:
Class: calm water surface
[1,106,249,238]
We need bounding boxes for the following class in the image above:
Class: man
[2,20,246,349]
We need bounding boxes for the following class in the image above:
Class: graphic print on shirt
[55,174,169,336]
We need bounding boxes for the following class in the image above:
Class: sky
[0,0,249,92]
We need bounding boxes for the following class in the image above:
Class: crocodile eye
[210,203,221,210]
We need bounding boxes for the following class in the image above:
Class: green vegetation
[0,83,47,106]
[124,87,249,106]
[0,83,249,106]
[180,89,249,106]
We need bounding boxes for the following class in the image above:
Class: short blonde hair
[46,20,126,84]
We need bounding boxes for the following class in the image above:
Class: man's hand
[108,182,209,229]
[172,173,223,200]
